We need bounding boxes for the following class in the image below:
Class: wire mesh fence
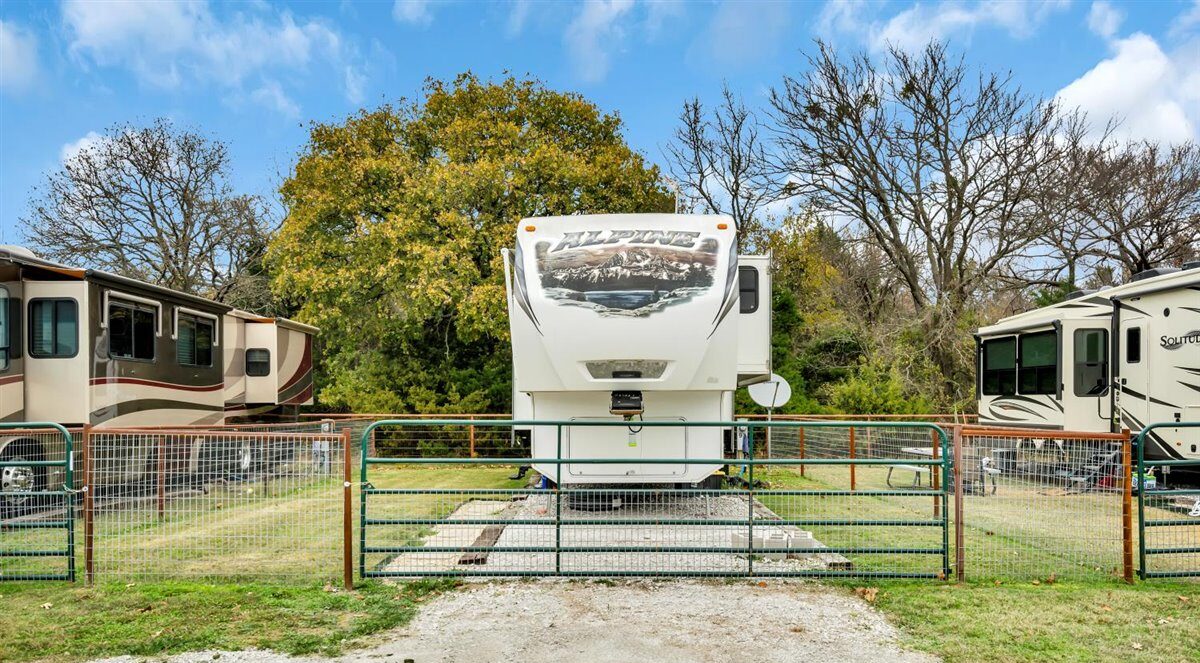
[0,424,77,581]
[956,427,1133,582]
[1138,423,1200,579]
[83,428,351,584]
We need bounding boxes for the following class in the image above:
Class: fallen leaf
[1131,642,1143,651]
[1031,580,1040,586]
[1101,605,1113,612]
[854,587,879,603]
[1179,596,1190,603]
[1046,574,1057,585]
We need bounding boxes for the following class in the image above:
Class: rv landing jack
[509,465,530,480]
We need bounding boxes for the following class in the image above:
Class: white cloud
[1056,32,1197,143]
[1086,1,1123,39]
[698,0,790,67]
[344,65,366,105]
[60,131,104,162]
[564,0,635,83]
[868,1,1068,52]
[62,0,364,108]
[0,19,39,93]
[1170,0,1200,38]
[393,0,434,27]
[506,0,531,37]
[251,81,301,119]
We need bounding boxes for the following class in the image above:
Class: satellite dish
[748,373,791,409]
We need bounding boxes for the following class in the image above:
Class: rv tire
[1,440,47,517]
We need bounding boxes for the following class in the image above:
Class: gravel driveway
[91,580,939,663]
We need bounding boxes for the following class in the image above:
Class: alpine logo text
[552,230,701,253]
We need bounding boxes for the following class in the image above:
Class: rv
[975,262,1200,461]
[0,247,316,508]
[503,214,771,485]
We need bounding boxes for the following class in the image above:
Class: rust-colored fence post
[1121,428,1134,584]
[342,428,354,590]
[82,424,94,585]
[953,425,965,582]
[156,435,166,521]
[848,426,856,491]
[469,418,476,458]
[798,427,806,478]
[932,429,941,518]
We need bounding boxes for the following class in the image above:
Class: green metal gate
[359,419,950,579]
[0,422,75,582]
[1136,422,1200,579]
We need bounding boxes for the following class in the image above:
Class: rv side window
[738,267,759,314]
[981,337,1016,396]
[0,286,8,371]
[1073,329,1108,397]
[28,298,78,358]
[1018,331,1058,395]
[108,300,157,361]
[177,314,214,367]
[246,348,271,377]
[1126,327,1142,363]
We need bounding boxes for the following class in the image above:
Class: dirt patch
[89,581,939,663]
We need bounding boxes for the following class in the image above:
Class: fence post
[953,425,965,582]
[848,426,856,491]
[469,418,476,458]
[798,427,805,478]
[82,424,94,585]
[342,428,354,590]
[932,429,941,518]
[1121,428,1134,584]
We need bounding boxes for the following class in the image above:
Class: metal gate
[359,419,950,579]
[0,423,75,582]
[1137,422,1200,579]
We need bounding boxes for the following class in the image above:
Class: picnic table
[889,447,938,488]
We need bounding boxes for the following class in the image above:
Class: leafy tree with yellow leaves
[270,74,673,413]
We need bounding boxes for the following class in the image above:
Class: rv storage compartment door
[737,256,771,385]
[566,417,686,479]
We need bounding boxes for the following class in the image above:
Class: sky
[0,0,1198,243]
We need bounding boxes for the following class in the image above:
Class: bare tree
[768,41,1069,388]
[22,119,274,304]
[1082,140,1200,275]
[666,86,779,250]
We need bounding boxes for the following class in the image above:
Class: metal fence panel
[84,428,350,584]
[1137,422,1200,579]
[957,427,1132,582]
[0,423,75,582]
[360,420,951,580]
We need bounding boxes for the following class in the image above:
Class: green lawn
[865,580,1200,663]
[0,579,453,663]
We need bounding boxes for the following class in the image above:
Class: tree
[1081,141,1200,275]
[270,74,673,413]
[22,119,274,306]
[768,41,1070,391]
[666,86,778,251]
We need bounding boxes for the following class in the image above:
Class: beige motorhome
[0,247,317,510]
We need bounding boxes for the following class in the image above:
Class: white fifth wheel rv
[975,262,1200,461]
[0,247,317,507]
[504,214,771,485]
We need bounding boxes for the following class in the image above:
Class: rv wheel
[1,443,46,517]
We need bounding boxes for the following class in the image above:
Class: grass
[0,579,454,663]
[862,579,1200,663]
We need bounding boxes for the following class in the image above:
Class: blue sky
[1,0,1198,243]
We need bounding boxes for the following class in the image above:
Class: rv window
[246,348,271,377]
[177,314,214,367]
[738,267,759,314]
[1073,329,1108,397]
[0,286,8,371]
[108,300,156,361]
[1126,327,1142,363]
[981,337,1016,396]
[29,299,78,358]
[1018,331,1058,395]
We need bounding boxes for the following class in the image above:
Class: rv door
[737,255,771,386]
[1117,315,1148,430]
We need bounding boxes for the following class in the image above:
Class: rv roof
[0,247,318,334]
[977,264,1200,337]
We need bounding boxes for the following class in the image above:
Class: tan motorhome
[0,247,316,511]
